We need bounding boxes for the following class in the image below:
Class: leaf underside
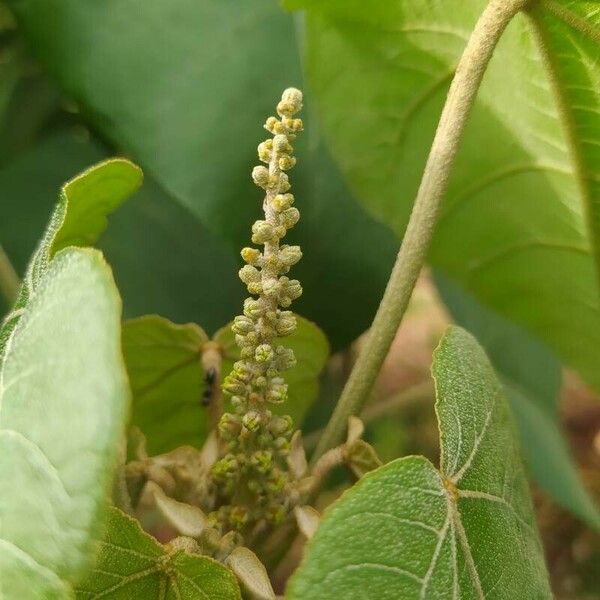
[286,327,552,599]
[0,249,129,595]
[292,0,600,391]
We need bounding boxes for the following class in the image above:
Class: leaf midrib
[526,3,600,288]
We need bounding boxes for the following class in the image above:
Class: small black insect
[202,366,218,407]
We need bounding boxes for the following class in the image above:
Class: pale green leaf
[75,507,241,600]
[435,272,600,529]
[122,315,210,455]
[214,315,329,426]
[1,157,142,352]
[0,248,130,593]
[291,0,600,390]
[287,327,552,599]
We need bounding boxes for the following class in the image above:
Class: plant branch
[312,0,529,462]
[0,243,20,306]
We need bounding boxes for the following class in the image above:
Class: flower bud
[242,410,261,432]
[232,316,254,335]
[241,247,261,265]
[251,165,270,188]
[273,194,294,211]
[238,264,260,284]
[285,279,303,301]
[275,311,296,335]
[251,220,274,244]
[279,207,300,229]
[255,344,274,363]
[279,245,302,267]
[278,156,297,171]
[273,134,292,153]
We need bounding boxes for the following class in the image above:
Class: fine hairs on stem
[313,0,530,461]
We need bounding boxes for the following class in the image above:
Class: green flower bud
[243,298,263,318]
[285,279,303,301]
[257,141,272,163]
[242,410,261,432]
[274,346,296,371]
[251,450,273,474]
[219,413,241,438]
[232,315,255,335]
[255,344,274,363]
[270,415,293,437]
[275,311,296,335]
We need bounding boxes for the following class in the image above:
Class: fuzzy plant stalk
[312,0,529,461]
[210,88,305,536]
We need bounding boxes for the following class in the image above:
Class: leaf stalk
[313,0,530,461]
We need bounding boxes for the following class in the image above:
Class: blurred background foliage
[0,1,599,596]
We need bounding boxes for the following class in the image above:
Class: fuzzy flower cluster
[211,88,304,533]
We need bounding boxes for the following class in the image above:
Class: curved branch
[313,0,530,461]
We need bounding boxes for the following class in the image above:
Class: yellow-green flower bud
[242,410,261,432]
[273,134,292,154]
[255,344,274,363]
[232,315,254,335]
[270,415,293,437]
[238,264,260,285]
[285,279,303,301]
[257,140,273,163]
[273,193,294,211]
[277,87,303,117]
[279,207,300,229]
[278,155,296,171]
[243,298,263,318]
[251,165,270,188]
[241,247,261,265]
[251,220,274,244]
[275,346,296,371]
[275,311,296,335]
[279,245,302,267]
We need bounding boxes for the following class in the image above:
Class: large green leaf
[7,0,399,350]
[286,0,600,389]
[0,130,244,330]
[0,248,130,594]
[435,273,600,530]
[122,315,210,455]
[287,327,552,599]
[214,315,329,427]
[75,507,241,599]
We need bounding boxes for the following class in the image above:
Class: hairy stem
[0,243,20,306]
[313,0,529,461]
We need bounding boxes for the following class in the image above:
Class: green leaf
[0,130,244,330]
[289,0,600,389]
[75,507,241,599]
[287,327,552,599]
[0,247,130,592]
[435,273,600,529]
[1,155,141,348]
[8,0,399,351]
[214,315,329,427]
[122,315,210,455]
